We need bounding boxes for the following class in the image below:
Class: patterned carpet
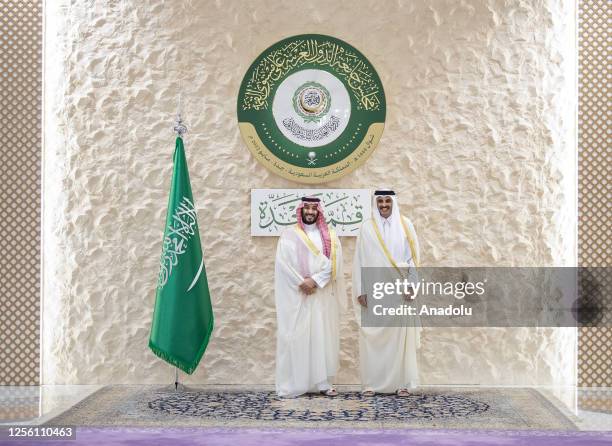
[45,386,578,430]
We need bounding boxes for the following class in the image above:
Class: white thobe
[275,225,346,397]
[380,214,413,265]
[352,216,421,393]
[304,223,332,288]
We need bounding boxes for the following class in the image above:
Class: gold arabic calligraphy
[257,191,364,232]
[243,39,382,112]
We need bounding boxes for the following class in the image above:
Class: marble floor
[0,385,103,426]
[0,385,611,431]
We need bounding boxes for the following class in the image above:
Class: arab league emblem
[238,34,386,184]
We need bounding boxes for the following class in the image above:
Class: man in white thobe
[352,189,421,396]
[275,196,346,397]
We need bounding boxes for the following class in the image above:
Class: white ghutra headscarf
[372,190,414,266]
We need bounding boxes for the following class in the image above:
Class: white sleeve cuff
[311,271,330,289]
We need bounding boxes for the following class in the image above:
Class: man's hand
[403,285,415,301]
[357,294,367,308]
[299,278,318,295]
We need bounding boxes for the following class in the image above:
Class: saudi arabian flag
[149,136,214,374]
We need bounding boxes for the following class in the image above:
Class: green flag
[149,136,214,374]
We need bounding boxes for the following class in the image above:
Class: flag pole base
[160,383,194,392]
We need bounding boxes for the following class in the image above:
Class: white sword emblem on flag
[187,259,204,292]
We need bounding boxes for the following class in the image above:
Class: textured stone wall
[43,0,577,385]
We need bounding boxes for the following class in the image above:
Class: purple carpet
[2,428,611,446]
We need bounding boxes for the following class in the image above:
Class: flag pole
[173,114,188,139]
[172,93,187,392]
[150,85,213,392]
[174,88,187,137]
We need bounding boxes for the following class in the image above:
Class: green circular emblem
[293,81,331,123]
[238,34,386,184]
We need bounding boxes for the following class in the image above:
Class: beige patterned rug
[45,385,578,430]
